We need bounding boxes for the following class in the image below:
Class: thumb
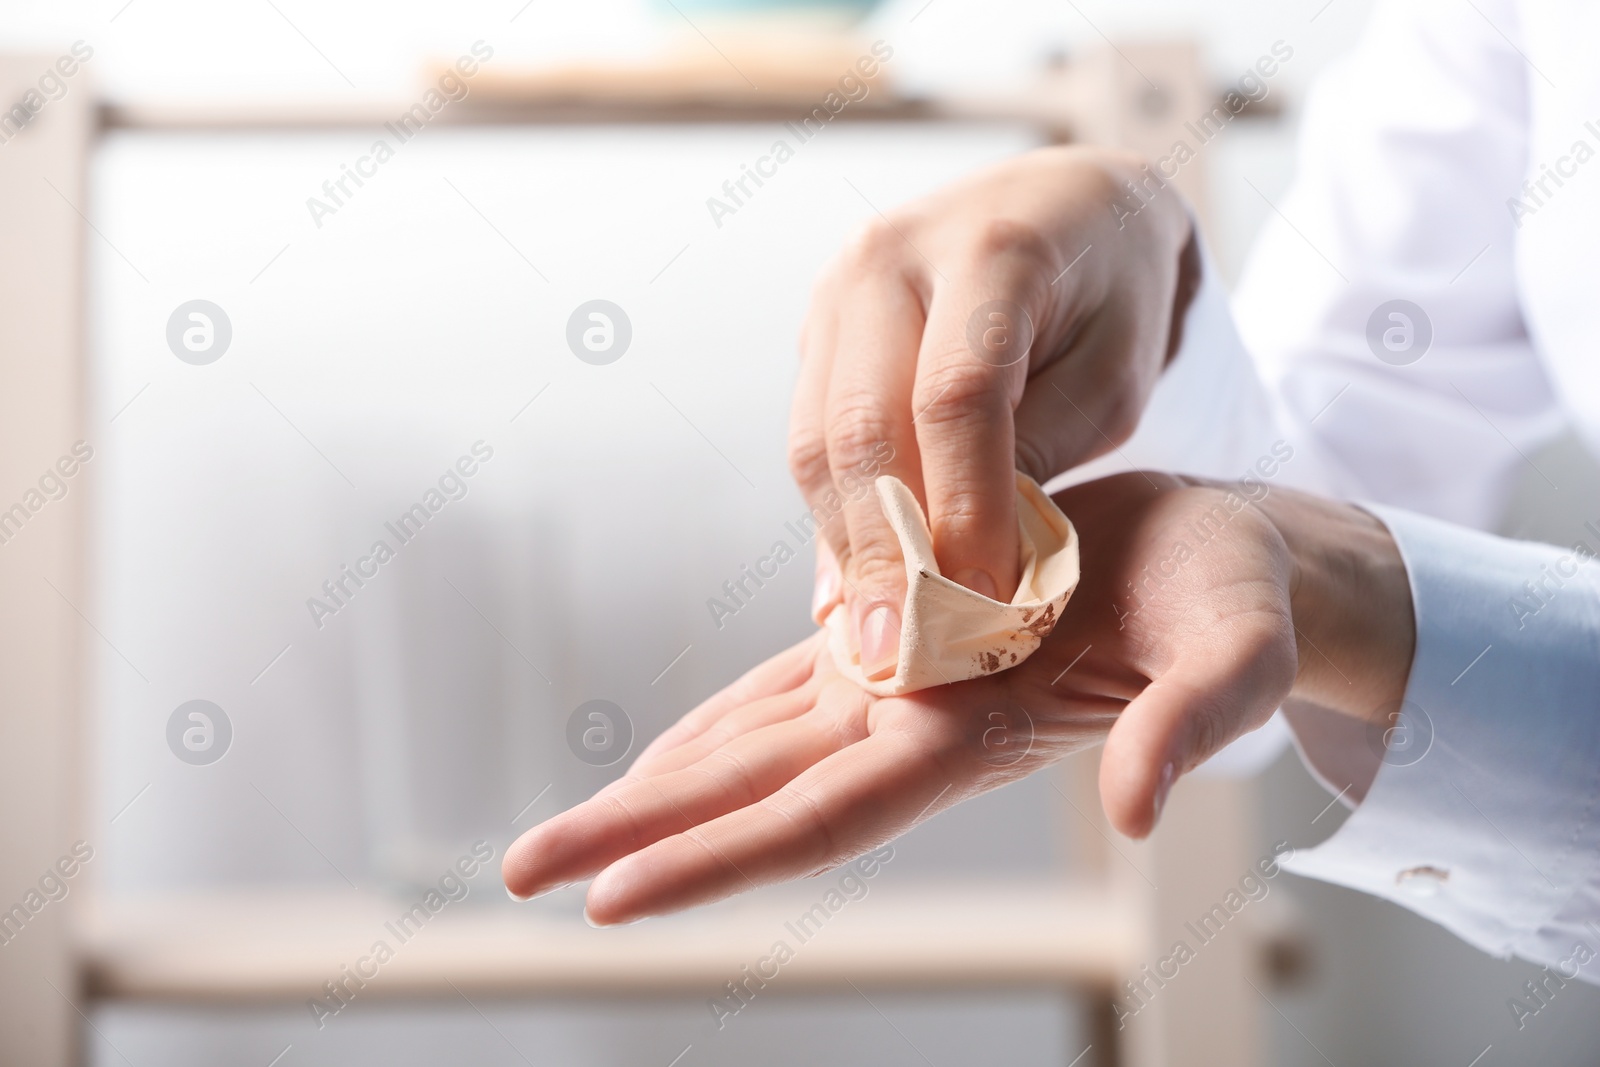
[1098,643,1293,839]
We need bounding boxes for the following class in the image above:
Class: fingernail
[530,881,573,900]
[812,556,842,623]
[584,908,646,929]
[1153,761,1175,825]
[859,604,900,680]
[952,568,999,600]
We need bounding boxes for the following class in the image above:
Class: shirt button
[1396,865,1449,896]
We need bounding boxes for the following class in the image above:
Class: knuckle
[839,215,909,272]
[769,784,837,866]
[818,681,873,745]
[1073,365,1144,447]
[1013,434,1053,483]
[787,427,832,490]
[914,362,1009,426]
[1081,153,1142,206]
[597,791,652,850]
[925,483,990,539]
[844,525,908,590]
[701,749,760,808]
[1100,387,1143,444]
[1184,701,1229,770]
[824,397,896,469]
[808,261,842,306]
[964,216,1055,271]
[851,552,908,598]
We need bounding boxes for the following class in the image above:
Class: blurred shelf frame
[94,39,1281,233]
[1,40,1285,1067]
[80,882,1142,1001]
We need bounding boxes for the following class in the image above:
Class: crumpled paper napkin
[825,473,1080,696]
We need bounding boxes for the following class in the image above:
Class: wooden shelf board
[78,881,1141,1002]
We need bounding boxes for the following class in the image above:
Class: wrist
[1260,489,1416,723]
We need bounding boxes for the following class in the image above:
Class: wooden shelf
[95,94,940,131]
[93,41,1276,137]
[97,45,933,131]
[78,881,1141,1002]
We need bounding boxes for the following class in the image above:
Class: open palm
[503,473,1300,923]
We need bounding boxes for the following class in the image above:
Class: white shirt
[1068,0,1600,978]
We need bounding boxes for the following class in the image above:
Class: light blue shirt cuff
[1281,505,1600,973]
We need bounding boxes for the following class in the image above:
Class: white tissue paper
[825,473,1080,696]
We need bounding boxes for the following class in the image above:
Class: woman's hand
[502,474,1413,924]
[791,145,1199,679]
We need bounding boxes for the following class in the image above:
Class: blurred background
[2,0,1599,1064]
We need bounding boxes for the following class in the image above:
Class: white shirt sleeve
[1232,0,1600,973]
[1043,0,1600,969]
[1280,506,1600,979]
[1070,0,1568,524]
[1233,0,1567,529]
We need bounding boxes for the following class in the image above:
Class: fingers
[585,705,957,924]
[625,683,818,780]
[1098,634,1295,839]
[503,685,867,902]
[811,538,842,626]
[821,265,927,680]
[624,631,825,775]
[912,262,1042,602]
